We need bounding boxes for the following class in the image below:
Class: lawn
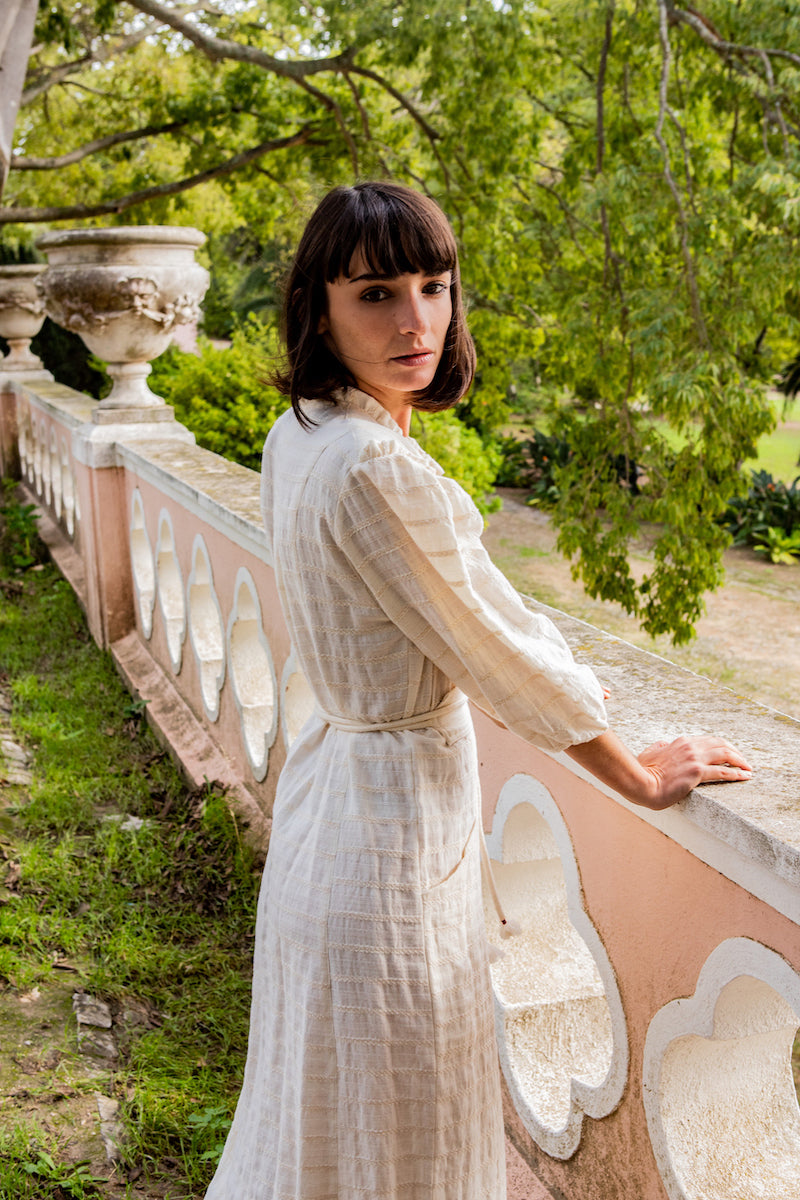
[745,415,799,482]
[0,486,261,1199]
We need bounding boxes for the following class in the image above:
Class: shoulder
[266,398,445,487]
[335,430,487,557]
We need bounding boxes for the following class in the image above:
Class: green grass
[0,488,262,1197]
[0,1127,108,1199]
[745,418,799,482]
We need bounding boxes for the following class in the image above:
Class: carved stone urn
[35,226,209,418]
[0,264,51,376]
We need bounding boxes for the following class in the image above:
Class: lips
[392,349,434,365]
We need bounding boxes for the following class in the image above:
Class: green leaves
[11,0,800,638]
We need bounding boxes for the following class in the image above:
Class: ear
[317,311,329,334]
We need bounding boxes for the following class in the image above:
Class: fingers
[636,734,752,809]
[700,763,752,783]
[692,736,752,778]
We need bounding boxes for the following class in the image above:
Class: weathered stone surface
[0,738,30,764]
[0,265,51,376]
[36,227,209,411]
[72,992,113,1029]
[2,766,33,786]
[96,1093,126,1161]
[76,1027,118,1060]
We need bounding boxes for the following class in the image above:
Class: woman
[206,182,750,1200]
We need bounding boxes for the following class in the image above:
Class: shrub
[496,427,645,509]
[752,526,800,563]
[495,429,573,504]
[720,469,800,551]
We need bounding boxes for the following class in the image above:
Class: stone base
[92,404,175,425]
[0,367,54,384]
[74,413,196,468]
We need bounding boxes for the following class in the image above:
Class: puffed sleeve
[333,440,608,753]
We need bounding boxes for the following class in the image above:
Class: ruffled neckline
[334,386,405,435]
[304,386,445,477]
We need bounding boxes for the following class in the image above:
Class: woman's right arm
[565,729,752,810]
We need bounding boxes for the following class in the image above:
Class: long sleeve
[334,439,608,754]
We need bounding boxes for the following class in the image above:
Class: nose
[397,287,427,335]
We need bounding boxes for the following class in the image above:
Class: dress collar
[335,386,405,435]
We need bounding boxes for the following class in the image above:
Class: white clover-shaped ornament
[484,774,628,1159]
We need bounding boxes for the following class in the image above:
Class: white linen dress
[205,387,608,1200]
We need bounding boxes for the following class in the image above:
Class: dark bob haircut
[273,182,476,425]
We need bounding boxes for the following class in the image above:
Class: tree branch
[23,21,169,106]
[126,0,355,79]
[656,1,709,348]
[667,105,697,213]
[294,76,359,173]
[347,65,440,144]
[348,64,453,188]
[344,73,372,142]
[11,121,192,170]
[668,4,800,70]
[595,5,618,295]
[530,177,593,261]
[758,48,790,157]
[596,4,613,176]
[0,126,314,224]
[343,74,394,178]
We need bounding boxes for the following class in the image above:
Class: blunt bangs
[322,187,458,284]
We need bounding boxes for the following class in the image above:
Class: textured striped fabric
[205,388,608,1199]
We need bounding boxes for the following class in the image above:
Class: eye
[360,286,390,303]
[423,279,450,295]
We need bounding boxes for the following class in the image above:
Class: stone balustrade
[1,272,799,1200]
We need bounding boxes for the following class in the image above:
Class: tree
[4,0,799,641]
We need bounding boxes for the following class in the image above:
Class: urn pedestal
[0,264,52,379]
[35,226,209,422]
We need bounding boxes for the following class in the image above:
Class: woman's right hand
[635,735,752,809]
[566,730,752,810]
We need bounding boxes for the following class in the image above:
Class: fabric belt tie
[315,686,467,733]
[315,687,517,938]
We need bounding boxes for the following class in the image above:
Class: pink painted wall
[474,710,800,1199]
[119,468,291,812]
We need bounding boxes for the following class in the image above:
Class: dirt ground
[482,488,800,722]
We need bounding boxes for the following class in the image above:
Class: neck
[392,403,412,437]
[361,386,412,436]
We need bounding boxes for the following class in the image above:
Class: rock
[2,766,34,785]
[72,993,113,1030]
[0,739,30,765]
[101,814,149,833]
[96,1093,127,1161]
[77,1027,118,1060]
[73,993,117,1060]
[0,737,33,784]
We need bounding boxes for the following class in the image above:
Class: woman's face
[318,251,453,425]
